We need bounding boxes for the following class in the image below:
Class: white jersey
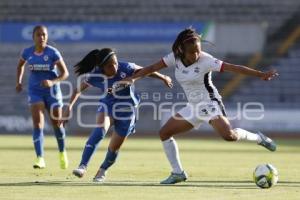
[162,51,224,104]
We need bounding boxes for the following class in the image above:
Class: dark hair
[32,25,47,39]
[172,27,201,59]
[74,48,115,76]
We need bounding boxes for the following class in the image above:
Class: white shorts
[177,99,226,129]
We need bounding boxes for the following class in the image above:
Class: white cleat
[93,168,106,183]
[257,132,277,152]
[160,171,188,184]
[72,165,87,178]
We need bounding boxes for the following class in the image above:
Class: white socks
[162,137,183,174]
[234,128,262,143]
[161,129,261,174]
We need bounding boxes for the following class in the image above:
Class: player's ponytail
[74,48,115,76]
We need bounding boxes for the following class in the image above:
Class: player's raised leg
[210,115,276,151]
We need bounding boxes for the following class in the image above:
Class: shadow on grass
[0,146,299,153]
[0,180,299,189]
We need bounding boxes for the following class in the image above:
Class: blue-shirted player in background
[16,25,69,169]
[62,48,172,182]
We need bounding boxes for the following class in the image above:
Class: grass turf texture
[0,135,299,200]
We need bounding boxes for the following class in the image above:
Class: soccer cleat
[59,151,69,169]
[257,132,277,152]
[73,165,87,178]
[93,168,106,183]
[160,171,188,184]
[33,157,46,169]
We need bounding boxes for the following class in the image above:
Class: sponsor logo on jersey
[182,70,188,74]
[29,64,51,71]
[112,82,129,92]
[194,67,200,73]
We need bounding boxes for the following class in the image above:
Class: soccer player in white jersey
[123,28,278,184]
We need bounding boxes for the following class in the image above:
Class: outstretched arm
[67,82,89,110]
[61,82,89,124]
[134,64,173,88]
[124,60,167,84]
[222,62,279,81]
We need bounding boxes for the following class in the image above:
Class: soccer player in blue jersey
[16,25,69,169]
[62,48,172,182]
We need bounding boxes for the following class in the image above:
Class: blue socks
[33,128,44,157]
[33,127,66,157]
[100,149,119,170]
[78,128,119,171]
[54,127,66,152]
[80,127,105,166]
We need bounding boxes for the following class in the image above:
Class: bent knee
[222,130,238,141]
[159,129,173,141]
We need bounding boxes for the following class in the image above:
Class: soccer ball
[253,164,279,189]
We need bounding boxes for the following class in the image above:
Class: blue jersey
[85,62,140,110]
[21,45,62,96]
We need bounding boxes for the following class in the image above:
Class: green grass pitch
[0,135,299,200]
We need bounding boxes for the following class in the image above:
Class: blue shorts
[97,103,137,137]
[28,92,63,109]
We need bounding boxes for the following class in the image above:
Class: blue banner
[0,22,207,43]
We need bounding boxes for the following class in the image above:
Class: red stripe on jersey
[220,62,225,72]
[161,58,168,67]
